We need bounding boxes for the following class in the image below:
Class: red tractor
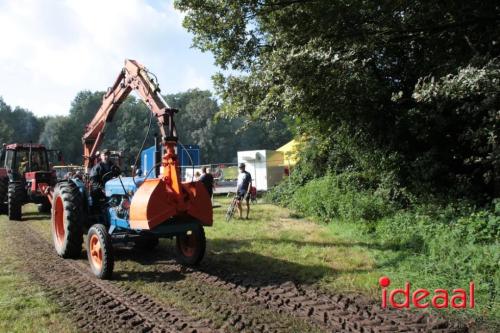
[0,143,57,220]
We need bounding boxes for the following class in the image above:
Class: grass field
[0,213,75,333]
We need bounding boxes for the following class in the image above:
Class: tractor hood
[105,177,145,197]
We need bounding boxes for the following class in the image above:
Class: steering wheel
[102,165,121,182]
[111,165,121,177]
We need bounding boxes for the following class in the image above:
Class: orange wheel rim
[89,234,102,269]
[54,196,65,245]
[179,232,197,257]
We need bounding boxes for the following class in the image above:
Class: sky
[0,0,218,116]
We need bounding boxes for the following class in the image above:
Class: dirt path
[6,219,468,333]
[7,222,215,333]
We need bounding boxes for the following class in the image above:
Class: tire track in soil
[122,249,469,333]
[114,266,322,333]
[8,222,215,333]
[190,269,470,332]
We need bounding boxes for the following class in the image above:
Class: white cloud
[0,0,216,116]
[180,66,212,91]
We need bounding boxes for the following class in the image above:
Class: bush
[279,173,394,223]
[452,200,500,245]
[375,201,499,313]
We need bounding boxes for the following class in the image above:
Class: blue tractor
[49,59,213,279]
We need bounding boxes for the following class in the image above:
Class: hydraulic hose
[132,110,154,186]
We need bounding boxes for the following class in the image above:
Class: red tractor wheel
[53,196,65,243]
[174,222,206,266]
[51,181,84,258]
[86,224,114,279]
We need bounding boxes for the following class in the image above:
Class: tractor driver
[90,149,117,187]
[18,156,29,174]
[90,149,118,210]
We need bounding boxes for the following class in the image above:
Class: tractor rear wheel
[0,177,7,214]
[174,222,206,266]
[8,182,23,221]
[51,181,84,258]
[87,224,114,279]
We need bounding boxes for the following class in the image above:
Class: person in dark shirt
[90,149,115,188]
[90,149,117,211]
[236,163,252,219]
[199,166,214,198]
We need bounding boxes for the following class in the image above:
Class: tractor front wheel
[87,224,114,279]
[51,181,84,258]
[174,222,206,266]
[8,182,23,221]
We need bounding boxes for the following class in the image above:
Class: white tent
[237,150,285,191]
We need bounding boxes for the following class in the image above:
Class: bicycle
[225,195,238,222]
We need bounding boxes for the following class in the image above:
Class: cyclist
[236,163,252,219]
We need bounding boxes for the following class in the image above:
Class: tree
[39,116,71,157]
[165,89,291,163]
[2,88,291,167]
[175,0,500,201]
[0,97,44,144]
[165,89,220,162]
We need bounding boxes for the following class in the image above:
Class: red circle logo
[379,276,391,287]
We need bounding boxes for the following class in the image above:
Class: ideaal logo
[379,276,475,309]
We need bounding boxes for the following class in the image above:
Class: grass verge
[0,210,75,333]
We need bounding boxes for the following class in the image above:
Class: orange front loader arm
[82,59,212,229]
[83,60,177,171]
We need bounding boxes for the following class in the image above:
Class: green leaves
[176,0,500,202]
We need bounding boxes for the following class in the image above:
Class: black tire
[8,182,23,221]
[51,181,84,258]
[175,222,206,266]
[134,234,159,251]
[37,198,51,213]
[0,177,7,214]
[87,224,114,279]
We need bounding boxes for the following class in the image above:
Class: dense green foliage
[377,202,499,323]
[176,0,500,202]
[165,90,291,163]
[269,172,393,223]
[1,90,291,166]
